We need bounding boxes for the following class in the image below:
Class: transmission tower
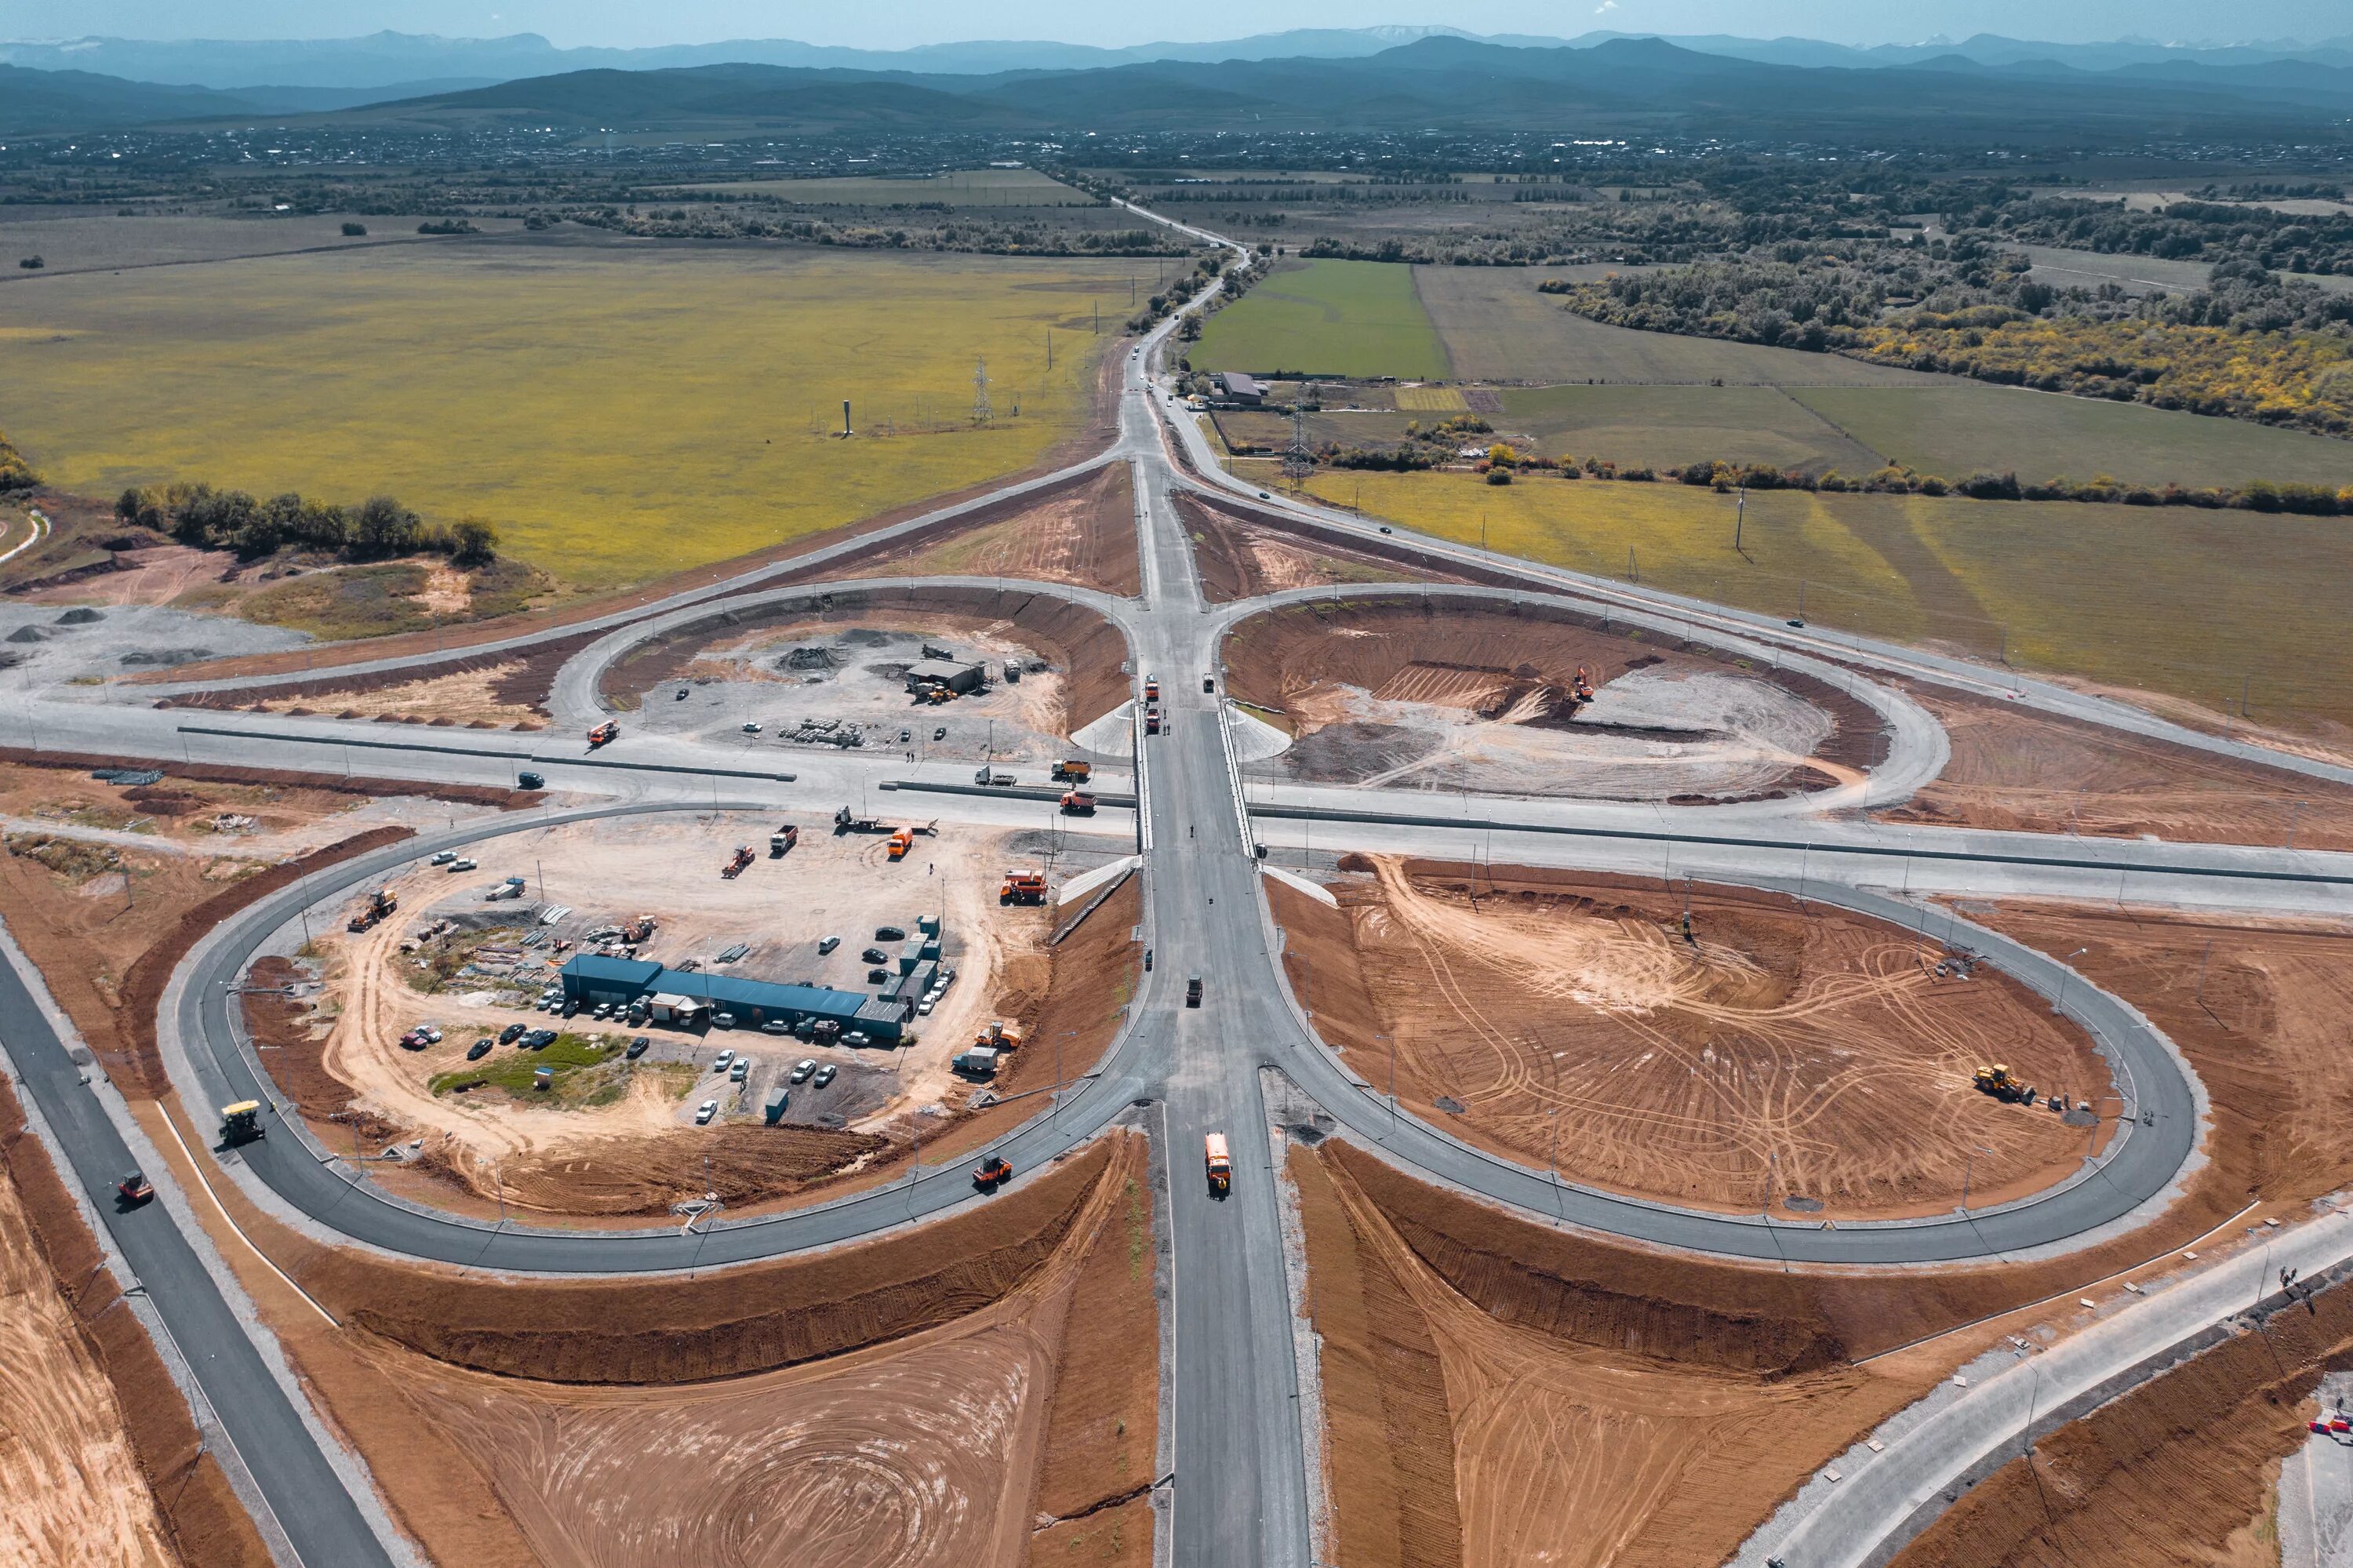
[971,356,993,426]
[1282,402,1315,486]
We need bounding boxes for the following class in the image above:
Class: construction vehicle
[975,1020,1023,1053]
[587,719,620,748]
[972,1155,1013,1190]
[1000,868,1047,905]
[116,1170,155,1205]
[621,914,656,944]
[834,806,882,833]
[769,824,799,857]
[887,828,914,861]
[953,1046,1000,1078]
[1973,1064,2038,1105]
[1144,675,1161,701]
[1145,706,1162,736]
[485,875,528,902]
[1571,666,1596,704]
[219,1101,266,1145]
[1051,759,1093,784]
[347,887,398,933]
[1204,1133,1231,1194]
[1059,791,1097,816]
[721,845,755,879]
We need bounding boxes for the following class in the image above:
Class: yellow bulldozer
[1973,1064,2037,1106]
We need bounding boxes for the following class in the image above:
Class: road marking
[151,1100,340,1329]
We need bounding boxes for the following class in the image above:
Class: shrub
[341,222,367,237]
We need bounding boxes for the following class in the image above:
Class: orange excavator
[721,846,755,879]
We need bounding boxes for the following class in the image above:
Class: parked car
[421,1025,443,1043]
[729,1059,750,1082]
[467,1039,493,1061]
[817,936,841,955]
[398,1029,428,1050]
[812,1064,837,1088]
[741,721,762,733]
[842,1031,870,1049]
[933,726,947,740]
[712,1011,736,1030]
[695,1100,718,1124]
[860,947,887,964]
[875,926,905,941]
[897,729,911,743]
[713,1050,736,1072]
[591,1002,613,1020]
[524,1029,556,1049]
[516,770,544,791]
[761,1020,792,1035]
[675,687,689,700]
[867,968,890,985]
[429,849,456,865]
[499,1023,527,1044]
[448,858,477,872]
[562,1000,580,1017]
[626,1036,649,1059]
[790,1059,817,1083]
[918,999,936,1015]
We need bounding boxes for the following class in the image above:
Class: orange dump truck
[1059,791,1096,815]
[1205,1133,1231,1193]
[887,828,914,860]
[1000,868,1047,905]
[587,719,620,748]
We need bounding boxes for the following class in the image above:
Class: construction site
[1220,598,1888,801]
[249,808,1139,1220]
[1270,857,2115,1219]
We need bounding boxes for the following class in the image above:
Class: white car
[918,998,936,1015]
[813,1064,837,1087]
[429,849,456,865]
[713,1050,735,1072]
[741,722,762,734]
[694,1100,718,1125]
[790,1058,817,1083]
[447,858,477,872]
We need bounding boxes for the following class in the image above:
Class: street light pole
[1961,1144,1995,1212]
[2052,947,2089,1015]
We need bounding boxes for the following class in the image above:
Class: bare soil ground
[867,460,1140,597]
[1878,682,2353,853]
[1278,859,2108,1218]
[161,624,604,723]
[1291,1142,1936,1568]
[0,1081,268,1568]
[269,819,1140,1221]
[598,587,1131,741]
[1895,1269,2353,1568]
[1225,598,1886,802]
[1176,491,1457,602]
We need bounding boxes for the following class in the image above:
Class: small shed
[904,658,984,696]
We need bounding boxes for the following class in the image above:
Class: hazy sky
[5,0,2347,49]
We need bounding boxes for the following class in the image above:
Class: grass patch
[1193,259,1450,380]
[1500,384,1884,475]
[1787,385,2353,492]
[0,242,1132,590]
[429,1031,630,1105]
[1308,467,2353,736]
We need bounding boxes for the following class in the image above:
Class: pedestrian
[1681,911,1695,946]
[928,862,935,875]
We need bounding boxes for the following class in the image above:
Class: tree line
[114,483,496,564]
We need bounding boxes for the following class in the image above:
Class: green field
[651,167,1093,205]
[1788,386,2353,490]
[0,241,1131,588]
[1192,259,1452,380]
[1306,467,2353,735]
[1500,385,1884,474]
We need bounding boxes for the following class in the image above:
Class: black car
[867,967,891,985]
[875,926,906,942]
[499,1022,527,1044]
[466,1038,493,1060]
[526,1029,556,1049]
[860,947,888,964]
[516,770,544,791]
[627,1035,650,1059]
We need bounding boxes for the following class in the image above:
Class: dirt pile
[1894,1273,2353,1568]
[1279,860,2109,1219]
[0,1079,268,1568]
[449,1122,889,1217]
[1293,1142,1926,1568]
[598,584,1129,735]
[1880,682,2353,853]
[870,460,1140,598]
[1224,598,1886,799]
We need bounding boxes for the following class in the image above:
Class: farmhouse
[1214,371,1264,405]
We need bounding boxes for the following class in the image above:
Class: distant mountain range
[9,31,2353,141]
[6,25,2353,93]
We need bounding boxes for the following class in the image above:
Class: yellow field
[1306,468,2353,737]
[0,241,1131,588]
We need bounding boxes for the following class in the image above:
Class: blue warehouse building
[558,953,910,1042]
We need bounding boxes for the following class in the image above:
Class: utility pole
[971,357,991,426]
[1735,485,1745,553]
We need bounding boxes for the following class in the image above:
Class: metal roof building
[558,955,904,1041]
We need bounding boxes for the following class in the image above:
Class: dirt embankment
[1176,491,1470,601]
[156,624,604,725]
[1278,860,2110,1220]
[598,584,1132,737]
[0,746,536,812]
[1894,1271,2353,1568]
[1879,682,2353,853]
[1966,902,2353,1213]
[1224,596,1889,795]
[0,814,411,1098]
[1294,1141,1929,1568]
[0,1079,269,1568]
[836,460,1142,599]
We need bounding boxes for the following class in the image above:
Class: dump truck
[1144,706,1162,736]
[1973,1064,2037,1105]
[722,845,755,879]
[1059,791,1097,816]
[973,768,1015,787]
[1205,1133,1231,1194]
[887,828,914,861]
[769,824,799,857]
[587,719,620,748]
[1144,675,1161,701]
[219,1101,266,1145]
[1000,869,1047,906]
[1051,759,1093,784]
[347,887,398,933]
